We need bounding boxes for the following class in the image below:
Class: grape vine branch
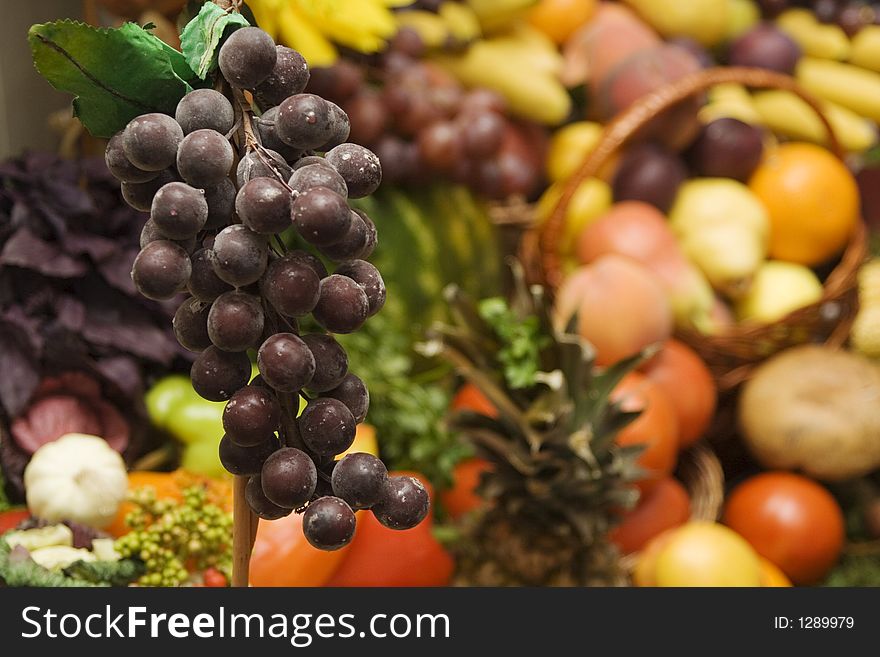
[216,0,259,590]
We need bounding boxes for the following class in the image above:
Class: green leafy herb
[29,20,196,137]
[63,559,144,587]
[180,2,249,79]
[0,538,102,587]
[478,297,550,389]
[337,312,469,488]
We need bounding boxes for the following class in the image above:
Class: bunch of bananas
[773,8,880,136]
[247,0,410,66]
[430,22,570,125]
[393,1,482,49]
[393,1,570,125]
[699,80,877,154]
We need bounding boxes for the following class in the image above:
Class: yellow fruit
[527,0,597,45]
[700,83,764,124]
[752,90,877,153]
[669,179,769,296]
[777,9,850,60]
[546,121,603,183]
[654,522,763,587]
[537,178,613,257]
[726,0,760,39]
[796,57,880,122]
[749,142,860,266]
[277,3,337,67]
[736,261,824,324]
[339,423,380,459]
[633,529,676,587]
[850,25,880,73]
[859,259,880,306]
[760,557,793,587]
[434,39,571,125]
[623,0,729,46]
[851,306,880,358]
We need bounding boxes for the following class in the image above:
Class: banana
[395,10,451,49]
[466,0,538,34]
[700,83,764,124]
[777,9,850,61]
[484,24,564,77]
[752,90,877,153]
[850,25,880,73]
[797,57,880,123]
[277,3,337,67]
[438,2,482,44]
[434,36,570,125]
[295,0,396,53]
[623,0,730,47]
[246,0,283,41]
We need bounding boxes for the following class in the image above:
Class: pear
[669,178,769,297]
[736,261,823,324]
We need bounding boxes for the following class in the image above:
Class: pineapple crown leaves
[420,262,654,541]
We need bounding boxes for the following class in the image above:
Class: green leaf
[29,20,194,138]
[158,38,203,87]
[180,2,249,80]
[478,296,549,390]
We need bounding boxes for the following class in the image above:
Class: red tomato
[451,383,498,419]
[642,340,717,448]
[723,472,845,585]
[441,457,491,520]
[0,509,30,533]
[609,477,690,554]
[250,513,349,587]
[202,567,228,587]
[326,471,454,587]
[612,372,679,494]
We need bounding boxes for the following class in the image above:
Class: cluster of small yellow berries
[115,486,233,587]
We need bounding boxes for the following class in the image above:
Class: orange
[250,513,349,587]
[441,457,492,520]
[528,0,597,45]
[609,477,690,555]
[611,373,680,495]
[451,382,498,419]
[749,142,859,266]
[759,557,793,587]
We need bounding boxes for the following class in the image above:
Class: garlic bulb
[24,433,128,528]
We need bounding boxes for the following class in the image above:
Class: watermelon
[352,182,503,338]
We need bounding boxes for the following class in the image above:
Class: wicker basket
[531,67,868,392]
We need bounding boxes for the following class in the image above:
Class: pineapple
[421,268,649,586]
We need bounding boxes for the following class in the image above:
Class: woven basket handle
[539,66,844,290]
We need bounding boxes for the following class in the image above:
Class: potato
[738,345,880,481]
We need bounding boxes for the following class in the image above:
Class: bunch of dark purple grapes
[106,25,429,551]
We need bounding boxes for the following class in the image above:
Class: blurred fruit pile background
[3,0,880,587]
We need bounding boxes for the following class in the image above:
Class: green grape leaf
[180,2,249,80]
[29,20,195,138]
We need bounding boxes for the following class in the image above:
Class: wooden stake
[232,475,258,587]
